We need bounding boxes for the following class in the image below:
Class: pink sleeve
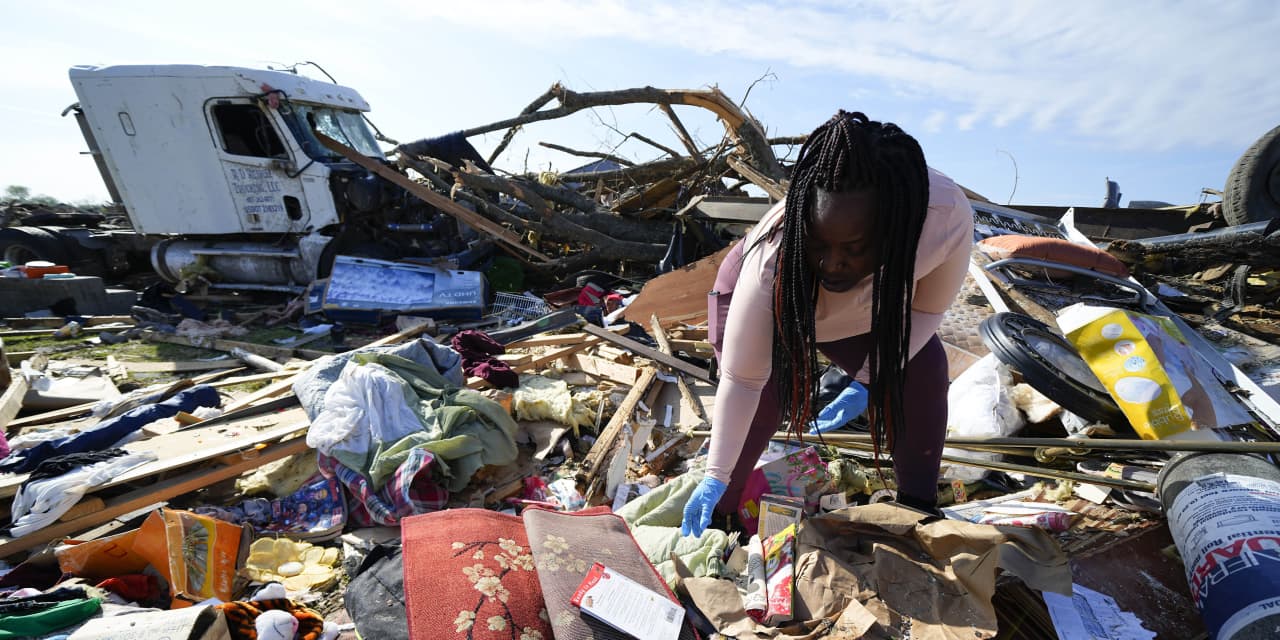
[704,239,777,484]
[906,193,973,357]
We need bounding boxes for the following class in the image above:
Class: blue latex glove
[681,476,728,537]
[810,381,869,434]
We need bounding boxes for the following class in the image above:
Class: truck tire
[0,227,72,266]
[1223,124,1280,226]
[979,312,1126,427]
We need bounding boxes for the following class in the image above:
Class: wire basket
[488,292,553,323]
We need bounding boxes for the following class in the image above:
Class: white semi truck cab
[1,64,469,291]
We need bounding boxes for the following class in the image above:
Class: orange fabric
[978,234,1130,278]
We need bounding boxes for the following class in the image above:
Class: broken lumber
[582,367,659,492]
[141,330,329,362]
[0,435,309,558]
[466,337,605,388]
[0,316,132,328]
[563,353,641,386]
[582,324,713,384]
[622,243,734,324]
[0,372,28,431]
[649,315,707,425]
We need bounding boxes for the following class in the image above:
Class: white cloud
[393,0,1280,150]
[922,110,948,133]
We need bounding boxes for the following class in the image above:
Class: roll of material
[1158,452,1280,640]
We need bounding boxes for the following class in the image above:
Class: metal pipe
[689,431,1280,455]
[824,439,1156,492]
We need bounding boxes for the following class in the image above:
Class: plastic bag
[942,353,1024,481]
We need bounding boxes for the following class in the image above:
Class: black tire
[0,227,72,266]
[980,312,1127,427]
[1223,124,1280,226]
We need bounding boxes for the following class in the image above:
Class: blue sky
[2,1,1277,207]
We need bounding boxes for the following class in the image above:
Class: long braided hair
[765,110,929,461]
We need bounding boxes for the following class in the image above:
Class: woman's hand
[680,476,728,537]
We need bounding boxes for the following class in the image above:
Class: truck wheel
[0,227,72,266]
[1223,124,1280,226]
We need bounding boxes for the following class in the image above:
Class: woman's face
[806,188,880,292]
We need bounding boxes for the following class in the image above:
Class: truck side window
[212,104,286,158]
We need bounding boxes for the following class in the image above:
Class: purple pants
[714,332,950,512]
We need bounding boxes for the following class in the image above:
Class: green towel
[0,597,101,639]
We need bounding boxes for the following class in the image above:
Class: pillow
[978,235,1130,278]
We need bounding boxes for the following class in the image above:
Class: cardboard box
[738,444,829,535]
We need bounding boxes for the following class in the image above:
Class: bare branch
[485,86,558,165]
[538,141,635,167]
[658,104,701,157]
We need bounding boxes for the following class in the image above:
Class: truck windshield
[281,103,383,161]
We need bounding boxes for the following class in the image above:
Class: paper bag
[132,509,252,606]
[56,527,150,581]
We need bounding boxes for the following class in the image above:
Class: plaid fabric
[317,448,448,527]
[216,598,324,640]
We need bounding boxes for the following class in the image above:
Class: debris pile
[3,79,1280,640]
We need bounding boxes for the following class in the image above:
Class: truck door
[206,99,312,234]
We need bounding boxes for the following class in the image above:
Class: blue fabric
[680,476,728,538]
[0,385,221,474]
[810,380,869,434]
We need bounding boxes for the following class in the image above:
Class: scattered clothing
[0,385,219,474]
[451,330,519,388]
[319,448,447,527]
[94,574,164,607]
[26,449,129,482]
[0,597,101,640]
[305,351,518,493]
[9,451,157,537]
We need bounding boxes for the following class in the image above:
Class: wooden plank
[0,417,308,499]
[61,358,244,374]
[0,316,132,328]
[649,315,707,424]
[621,243,732,325]
[495,353,532,367]
[0,436,309,559]
[583,367,659,482]
[0,374,28,432]
[0,324,134,338]
[582,324,714,384]
[466,338,604,388]
[563,353,641,386]
[506,332,589,349]
[362,319,436,349]
[6,368,283,430]
[58,497,105,522]
[668,339,713,355]
[141,331,331,363]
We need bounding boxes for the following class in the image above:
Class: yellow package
[1058,304,1252,439]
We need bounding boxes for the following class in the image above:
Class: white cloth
[305,361,425,461]
[10,451,157,537]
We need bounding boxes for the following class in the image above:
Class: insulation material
[1009,382,1063,423]
[513,375,604,429]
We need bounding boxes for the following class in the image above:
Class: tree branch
[459,83,783,182]
[538,141,635,167]
[485,86,559,165]
[658,104,701,157]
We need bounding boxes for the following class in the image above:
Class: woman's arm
[704,242,777,484]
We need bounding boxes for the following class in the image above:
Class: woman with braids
[681,111,974,537]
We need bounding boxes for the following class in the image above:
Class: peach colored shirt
[705,167,974,483]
